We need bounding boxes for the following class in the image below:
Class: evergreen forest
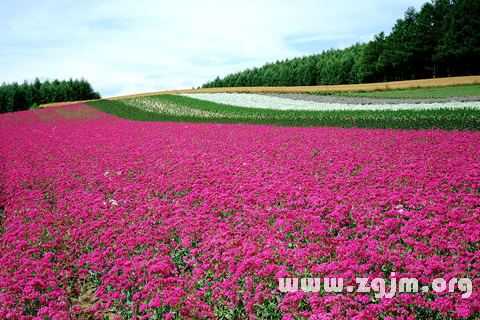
[202,0,480,88]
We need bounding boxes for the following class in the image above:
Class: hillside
[39,75,480,107]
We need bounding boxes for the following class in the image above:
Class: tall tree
[449,0,480,75]
[415,2,437,78]
[0,77,101,114]
[202,0,479,88]
[360,32,386,82]
[303,57,317,86]
[431,0,453,77]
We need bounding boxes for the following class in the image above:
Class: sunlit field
[1,98,479,319]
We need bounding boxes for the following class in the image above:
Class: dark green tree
[303,57,317,86]
[0,77,101,114]
[361,32,386,82]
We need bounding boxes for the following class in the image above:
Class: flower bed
[177,93,480,111]
[257,92,480,105]
[1,104,479,319]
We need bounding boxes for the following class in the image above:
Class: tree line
[202,0,480,89]
[0,78,101,114]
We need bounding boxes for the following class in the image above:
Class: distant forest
[202,0,480,88]
[0,78,101,114]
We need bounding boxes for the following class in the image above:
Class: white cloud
[0,0,428,98]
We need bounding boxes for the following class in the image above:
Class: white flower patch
[177,93,480,111]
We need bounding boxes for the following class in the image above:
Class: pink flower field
[1,104,479,320]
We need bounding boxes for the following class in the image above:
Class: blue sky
[1,0,429,98]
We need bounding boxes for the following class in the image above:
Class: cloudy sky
[1,0,428,98]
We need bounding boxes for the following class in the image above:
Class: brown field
[40,75,480,107]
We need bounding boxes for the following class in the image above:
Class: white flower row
[177,93,480,111]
